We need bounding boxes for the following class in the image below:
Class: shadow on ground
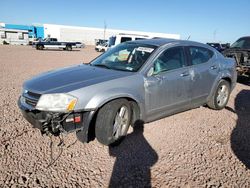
[109,124,158,188]
[36,49,81,52]
[237,76,250,86]
[230,89,250,168]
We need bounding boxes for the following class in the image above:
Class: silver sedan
[18,39,237,146]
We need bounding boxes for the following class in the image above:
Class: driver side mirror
[147,66,155,77]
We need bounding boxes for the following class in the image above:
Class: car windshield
[230,38,250,49]
[91,42,156,72]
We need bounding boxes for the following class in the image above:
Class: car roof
[207,42,220,45]
[127,38,210,49]
[238,36,250,40]
[127,38,176,46]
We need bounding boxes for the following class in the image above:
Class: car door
[144,46,192,122]
[44,38,55,49]
[187,46,219,106]
[51,38,60,48]
[46,38,58,48]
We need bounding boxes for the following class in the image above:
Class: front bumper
[18,97,95,142]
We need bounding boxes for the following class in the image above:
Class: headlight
[36,93,77,112]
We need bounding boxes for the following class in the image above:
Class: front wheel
[95,99,131,146]
[207,80,230,110]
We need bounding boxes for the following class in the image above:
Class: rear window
[189,46,214,65]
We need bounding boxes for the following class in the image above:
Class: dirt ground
[0,45,250,187]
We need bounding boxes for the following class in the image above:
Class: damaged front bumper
[18,96,95,143]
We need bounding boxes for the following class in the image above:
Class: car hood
[24,64,132,94]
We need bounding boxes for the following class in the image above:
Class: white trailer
[43,23,180,45]
[0,28,29,45]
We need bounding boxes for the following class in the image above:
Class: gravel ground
[0,45,250,187]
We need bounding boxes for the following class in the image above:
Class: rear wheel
[207,80,230,110]
[95,99,131,146]
[66,45,72,51]
[37,45,44,50]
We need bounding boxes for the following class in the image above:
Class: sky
[1,0,250,43]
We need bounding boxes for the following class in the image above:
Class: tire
[37,45,43,50]
[95,99,132,146]
[207,80,230,110]
[66,45,72,51]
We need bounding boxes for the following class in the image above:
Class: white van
[107,33,149,50]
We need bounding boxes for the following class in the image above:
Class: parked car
[95,39,108,46]
[95,39,109,52]
[223,36,250,76]
[33,37,81,51]
[75,42,85,48]
[206,43,224,52]
[18,39,237,146]
[221,43,230,50]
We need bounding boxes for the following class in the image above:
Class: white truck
[107,33,149,51]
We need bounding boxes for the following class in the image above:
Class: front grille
[27,91,41,98]
[23,91,41,108]
[25,98,38,107]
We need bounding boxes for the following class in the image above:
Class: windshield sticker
[137,47,154,53]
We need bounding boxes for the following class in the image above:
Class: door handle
[210,65,217,70]
[180,72,190,77]
[155,75,164,81]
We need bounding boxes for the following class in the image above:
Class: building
[0,28,29,45]
[0,22,180,45]
[0,23,44,39]
[43,23,180,45]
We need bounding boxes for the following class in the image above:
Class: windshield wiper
[92,64,111,69]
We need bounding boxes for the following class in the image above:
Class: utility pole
[104,20,107,40]
[213,29,217,42]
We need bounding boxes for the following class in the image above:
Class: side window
[120,37,132,43]
[153,47,185,74]
[135,38,144,40]
[189,46,213,65]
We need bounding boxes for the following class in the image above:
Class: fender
[85,87,146,120]
[207,70,233,102]
[76,88,145,143]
